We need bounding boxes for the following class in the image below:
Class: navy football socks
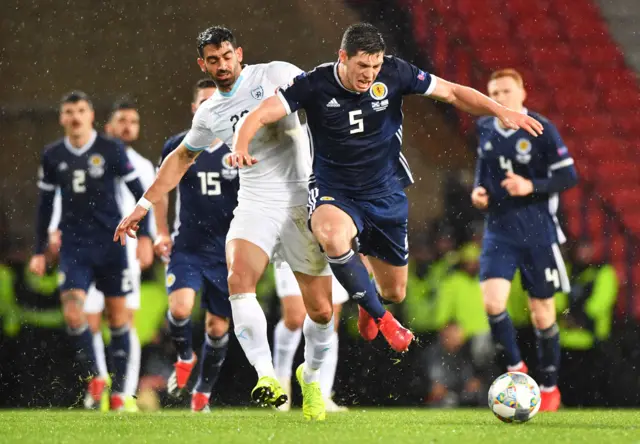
[167,311,194,361]
[67,324,99,379]
[327,249,386,319]
[194,332,229,394]
[536,323,560,388]
[488,311,522,367]
[109,325,130,394]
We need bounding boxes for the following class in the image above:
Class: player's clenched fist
[153,234,173,263]
[29,255,46,277]
[501,171,534,197]
[114,205,148,246]
[471,186,489,210]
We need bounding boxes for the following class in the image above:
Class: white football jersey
[183,62,311,207]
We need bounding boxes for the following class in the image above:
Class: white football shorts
[226,202,330,277]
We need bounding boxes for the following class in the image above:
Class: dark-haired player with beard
[115,27,332,420]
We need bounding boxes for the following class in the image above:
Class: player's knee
[307,306,333,325]
[483,294,507,316]
[169,299,194,320]
[226,266,256,294]
[284,309,306,330]
[379,283,406,303]
[61,292,85,328]
[530,299,556,329]
[205,315,230,338]
[106,307,128,329]
[312,222,350,257]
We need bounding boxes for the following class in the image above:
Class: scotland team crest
[515,138,532,164]
[370,82,388,100]
[88,153,105,178]
[251,86,264,100]
[221,153,239,180]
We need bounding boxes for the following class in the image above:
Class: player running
[472,69,577,411]
[30,91,150,410]
[115,26,333,420]
[49,99,155,411]
[232,23,543,354]
[153,78,238,412]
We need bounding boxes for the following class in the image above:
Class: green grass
[1,409,639,444]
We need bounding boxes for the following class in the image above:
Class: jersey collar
[492,107,528,138]
[64,129,97,156]
[333,62,362,94]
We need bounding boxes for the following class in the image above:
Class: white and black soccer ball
[488,372,541,423]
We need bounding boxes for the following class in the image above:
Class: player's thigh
[225,204,277,292]
[520,243,569,299]
[367,255,408,303]
[479,238,520,314]
[166,252,202,318]
[309,194,361,256]
[94,244,132,298]
[294,271,333,324]
[202,262,232,327]
[58,251,93,298]
[359,191,410,275]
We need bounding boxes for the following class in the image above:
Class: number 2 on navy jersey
[349,110,364,134]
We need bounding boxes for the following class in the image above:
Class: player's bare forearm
[145,145,199,204]
[235,96,287,151]
[153,193,170,237]
[446,83,502,116]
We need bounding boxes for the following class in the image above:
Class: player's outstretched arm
[230,96,288,168]
[114,144,200,245]
[429,78,543,137]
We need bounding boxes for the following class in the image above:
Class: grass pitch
[1,408,639,444]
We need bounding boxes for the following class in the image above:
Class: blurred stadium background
[1,0,639,410]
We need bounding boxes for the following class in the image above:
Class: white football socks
[230,293,276,379]
[319,331,338,398]
[93,332,109,380]
[302,315,334,384]
[124,328,141,397]
[273,320,302,380]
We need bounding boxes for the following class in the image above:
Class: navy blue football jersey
[160,132,239,258]
[38,131,138,244]
[475,110,576,246]
[277,56,435,199]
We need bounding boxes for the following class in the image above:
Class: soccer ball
[488,372,541,423]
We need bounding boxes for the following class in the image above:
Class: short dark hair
[192,78,217,102]
[109,98,137,120]
[341,23,386,58]
[197,26,236,58]
[60,90,93,109]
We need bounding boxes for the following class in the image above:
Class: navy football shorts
[58,241,131,297]
[308,185,409,266]
[479,237,571,299]
[165,250,231,318]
